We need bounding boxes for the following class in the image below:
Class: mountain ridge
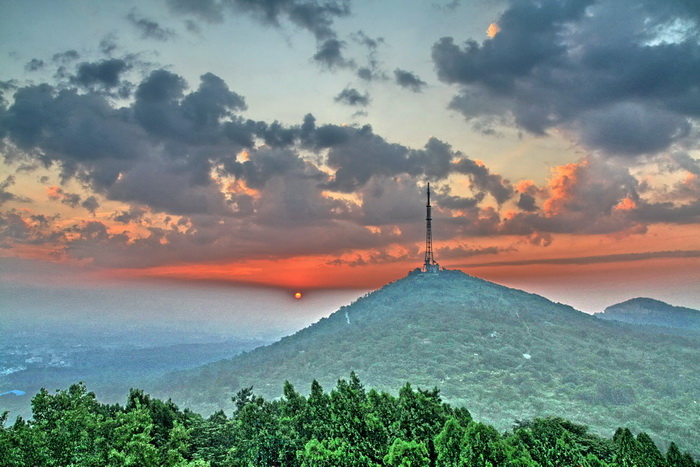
[595,297,700,331]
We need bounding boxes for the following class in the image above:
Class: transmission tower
[423,183,440,273]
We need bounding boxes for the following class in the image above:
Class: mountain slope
[153,270,700,454]
[596,297,700,331]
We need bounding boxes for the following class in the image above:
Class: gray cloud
[452,158,513,204]
[0,176,30,205]
[47,187,99,214]
[322,131,460,192]
[2,53,697,269]
[81,196,100,214]
[127,9,176,41]
[134,70,247,144]
[394,68,426,92]
[167,0,353,68]
[334,87,370,106]
[111,206,148,224]
[432,0,700,156]
[228,0,350,41]
[25,59,45,72]
[165,0,225,23]
[313,39,354,69]
[72,59,131,89]
[52,50,80,64]
[516,193,537,212]
[0,209,65,248]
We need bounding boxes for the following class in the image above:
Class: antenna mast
[423,183,440,273]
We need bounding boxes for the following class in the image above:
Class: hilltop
[153,270,700,454]
[596,297,700,331]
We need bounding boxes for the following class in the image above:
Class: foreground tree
[0,376,696,467]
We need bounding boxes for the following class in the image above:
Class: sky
[1,0,699,313]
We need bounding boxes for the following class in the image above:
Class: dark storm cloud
[334,87,370,106]
[322,130,458,192]
[1,71,252,216]
[575,104,692,156]
[432,0,700,156]
[72,59,131,89]
[394,69,426,93]
[127,9,176,41]
[307,123,514,199]
[4,84,140,169]
[134,70,247,144]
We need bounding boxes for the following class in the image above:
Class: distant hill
[596,297,700,331]
[152,270,700,455]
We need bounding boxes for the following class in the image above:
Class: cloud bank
[0,0,698,275]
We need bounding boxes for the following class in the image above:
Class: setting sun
[294,292,302,299]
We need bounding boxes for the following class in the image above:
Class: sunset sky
[1,0,699,312]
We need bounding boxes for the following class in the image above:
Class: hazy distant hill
[596,297,700,331]
[154,270,700,455]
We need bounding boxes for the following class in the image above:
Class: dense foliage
[1,375,697,466]
[153,271,700,456]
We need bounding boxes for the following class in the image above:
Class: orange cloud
[516,180,536,193]
[614,197,637,211]
[46,186,62,200]
[487,23,501,38]
[543,160,587,214]
[227,179,259,198]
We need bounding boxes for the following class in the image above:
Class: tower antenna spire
[423,183,440,273]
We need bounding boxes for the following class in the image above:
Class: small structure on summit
[422,183,441,273]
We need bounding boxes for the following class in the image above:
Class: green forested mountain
[596,297,700,331]
[153,270,700,456]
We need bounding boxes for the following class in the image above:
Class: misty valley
[0,324,268,421]
[0,280,360,421]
